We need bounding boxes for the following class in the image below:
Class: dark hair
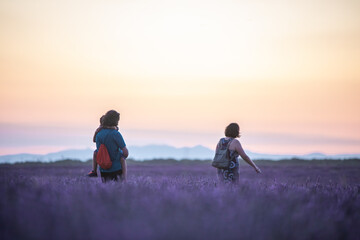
[225,123,240,138]
[103,110,120,127]
[99,115,105,125]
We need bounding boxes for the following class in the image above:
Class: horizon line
[1,145,360,157]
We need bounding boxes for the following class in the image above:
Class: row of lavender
[1,163,359,240]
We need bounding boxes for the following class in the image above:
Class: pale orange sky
[0,0,359,155]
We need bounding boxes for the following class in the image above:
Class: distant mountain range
[0,145,359,164]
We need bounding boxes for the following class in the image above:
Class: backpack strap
[217,138,234,150]
[100,130,113,161]
[226,138,234,151]
[103,130,113,144]
[99,130,112,150]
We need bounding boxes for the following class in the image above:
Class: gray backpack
[212,139,233,169]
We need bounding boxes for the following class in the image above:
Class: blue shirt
[95,129,126,172]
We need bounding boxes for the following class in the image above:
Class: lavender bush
[0,162,359,240]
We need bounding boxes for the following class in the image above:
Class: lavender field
[1,161,359,240]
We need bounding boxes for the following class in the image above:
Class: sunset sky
[0,0,359,156]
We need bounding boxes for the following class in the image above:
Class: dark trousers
[100,169,123,183]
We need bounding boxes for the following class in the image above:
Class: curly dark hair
[225,123,240,138]
[103,110,120,127]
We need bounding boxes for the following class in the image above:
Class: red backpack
[96,144,112,169]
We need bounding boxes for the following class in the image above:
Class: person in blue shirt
[92,110,129,182]
[87,115,118,177]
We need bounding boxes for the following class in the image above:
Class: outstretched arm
[234,140,261,173]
